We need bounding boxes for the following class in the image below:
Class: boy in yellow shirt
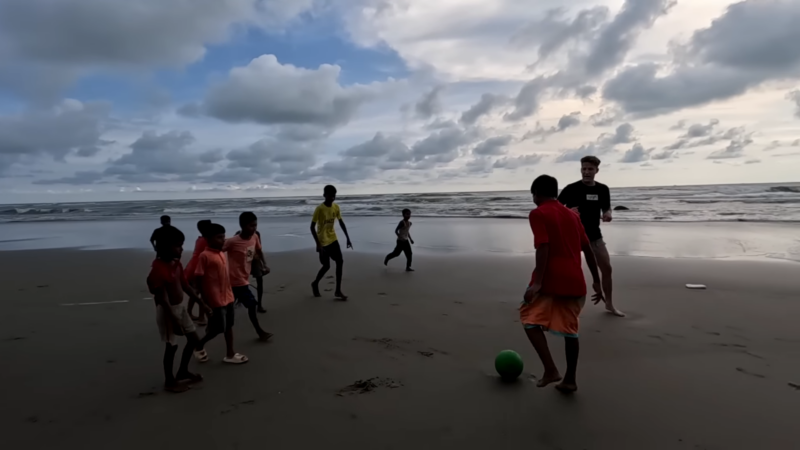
[310,185,353,300]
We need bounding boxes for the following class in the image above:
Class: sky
[1,0,800,203]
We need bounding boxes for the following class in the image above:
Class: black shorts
[232,285,257,308]
[319,240,343,264]
[207,303,235,335]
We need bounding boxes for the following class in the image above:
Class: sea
[3,183,800,224]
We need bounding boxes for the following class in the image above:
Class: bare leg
[223,328,235,359]
[312,260,330,297]
[593,240,624,317]
[255,276,266,313]
[403,241,413,271]
[334,260,347,299]
[524,327,561,387]
[384,242,402,266]
[176,333,202,383]
[556,337,579,393]
[248,306,272,340]
[163,343,187,392]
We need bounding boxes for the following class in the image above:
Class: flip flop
[193,349,209,363]
[223,353,249,364]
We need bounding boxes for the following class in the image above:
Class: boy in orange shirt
[146,226,210,392]
[225,212,273,341]
[193,223,248,364]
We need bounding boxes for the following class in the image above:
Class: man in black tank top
[558,156,624,317]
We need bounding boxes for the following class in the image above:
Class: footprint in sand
[390,303,400,307]
[324,288,332,292]
[337,377,403,396]
[378,292,388,297]
[788,383,800,391]
[454,301,464,305]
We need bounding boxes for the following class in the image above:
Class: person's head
[197,219,212,237]
[530,175,559,206]
[402,208,411,220]
[206,223,226,250]
[323,185,337,204]
[160,215,171,226]
[155,226,185,260]
[239,211,257,237]
[580,156,601,183]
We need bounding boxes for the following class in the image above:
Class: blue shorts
[232,285,257,309]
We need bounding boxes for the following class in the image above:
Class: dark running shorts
[207,303,235,335]
[232,285,257,309]
[318,240,343,264]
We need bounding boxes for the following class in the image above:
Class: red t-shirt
[194,248,234,309]
[146,259,186,305]
[528,199,590,297]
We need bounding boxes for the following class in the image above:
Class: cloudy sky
[1,0,799,202]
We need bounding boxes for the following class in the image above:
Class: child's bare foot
[311,282,321,297]
[175,371,203,384]
[384,257,389,266]
[536,372,562,387]
[605,305,625,317]
[406,267,414,272]
[555,381,578,394]
[257,306,267,314]
[164,382,189,393]
[334,291,348,301]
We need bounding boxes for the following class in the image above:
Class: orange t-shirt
[193,248,234,308]
[223,234,261,287]
[185,236,207,281]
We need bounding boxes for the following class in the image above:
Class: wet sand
[1,249,799,449]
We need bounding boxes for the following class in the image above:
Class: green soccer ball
[495,350,524,380]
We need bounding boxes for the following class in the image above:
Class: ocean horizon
[3,182,800,224]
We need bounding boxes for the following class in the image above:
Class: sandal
[223,353,249,364]
[193,349,209,363]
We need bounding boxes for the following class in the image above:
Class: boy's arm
[153,289,177,320]
[601,185,612,222]
[395,221,403,237]
[150,231,157,250]
[579,225,603,303]
[310,221,321,250]
[338,219,352,249]
[256,236,269,273]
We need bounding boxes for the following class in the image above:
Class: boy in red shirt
[224,212,272,341]
[146,226,210,393]
[193,223,248,364]
[521,175,604,394]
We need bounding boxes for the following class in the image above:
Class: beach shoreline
[2,248,799,449]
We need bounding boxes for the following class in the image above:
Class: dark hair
[160,215,171,223]
[239,211,257,227]
[155,226,185,258]
[531,175,558,198]
[197,219,212,235]
[206,223,225,236]
[323,185,337,195]
[402,208,411,215]
[580,155,601,167]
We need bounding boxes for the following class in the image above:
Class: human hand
[524,282,541,303]
[316,244,322,253]
[591,282,605,305]
[570,207,580,216]
[201,304,212,316]
[602,211,612,223]
[410,239,415,245]
[263,266,271,275]
[347,240,353,249]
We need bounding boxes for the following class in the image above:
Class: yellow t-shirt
[312,203,342,247]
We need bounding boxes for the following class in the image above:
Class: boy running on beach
[311,185,353,300]
[384,208,414,271]
[193,223,248,364]
[558,156,624,317]
[521,175,604,394]
[186,219,212,324]
[146,226,210,392]
[225,212,273,341]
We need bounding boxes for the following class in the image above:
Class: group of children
[147,184,415,392]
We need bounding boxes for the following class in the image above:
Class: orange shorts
[520,293,586,338]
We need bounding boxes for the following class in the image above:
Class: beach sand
[1,249,799,449]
